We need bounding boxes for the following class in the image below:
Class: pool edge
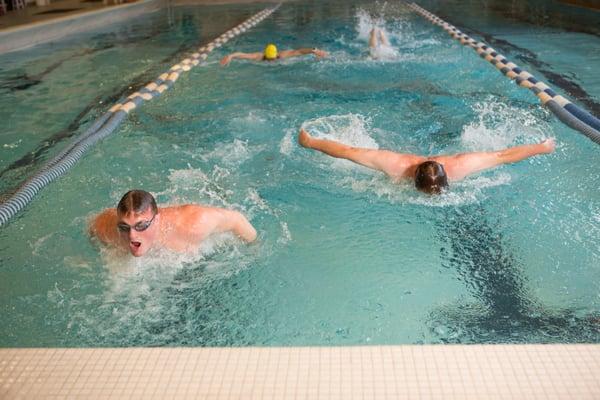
[1,344,599,398]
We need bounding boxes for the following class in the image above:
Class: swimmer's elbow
[237,214,257,243]
[225,210,257,243]
[243,225,258,243]
[89,224,108,245]
[89,209,115,244]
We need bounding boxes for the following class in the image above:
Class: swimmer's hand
[298,129,313,148]
[220,55,233,66]
[312,49,329,58]
[540,138,556,153]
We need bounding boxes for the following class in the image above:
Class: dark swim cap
[117,190,158,215]
[414,161,448,194]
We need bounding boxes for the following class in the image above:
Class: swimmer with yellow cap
[263,43,279,60]
[220,43,328,66]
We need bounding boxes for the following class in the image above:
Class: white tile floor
[1,344,599,399]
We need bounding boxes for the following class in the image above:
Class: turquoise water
[1,0,599,346]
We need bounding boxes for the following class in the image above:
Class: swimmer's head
[263,43,278,60]
[116,190,159,257]
[414,161,448,195]
[117,190,157,216]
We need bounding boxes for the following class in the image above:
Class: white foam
[245,187,271,218]
[461,98,549,151]
[231,110,267,126]
[353,6,445,62]
[47,283,65,305]
[301,114,379,172]
[278,221,292,244]
[279,129,295,156]
[201,139,264,167]
[244,188,291,246]
[341,171,511,207]
[356,8,386,41]
[369,43,399,60]
[356,9,400,61]
[99,230,251,291]
[302,114,379,149]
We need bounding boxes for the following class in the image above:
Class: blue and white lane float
[0,5,280,227]
[408,2,600,145]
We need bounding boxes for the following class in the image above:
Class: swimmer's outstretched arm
[298,129,421,179]
[369,28,390,48]
[440,138,556,181]
[279,48,329,59]
[369,28,378,48]
[220,52,263,66]
[379,29,390,46]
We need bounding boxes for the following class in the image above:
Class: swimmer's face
[117,208,159,257]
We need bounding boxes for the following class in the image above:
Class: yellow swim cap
[264,44,278,60]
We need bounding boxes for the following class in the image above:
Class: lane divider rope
[0,4,281,227]
[408,2,600,145]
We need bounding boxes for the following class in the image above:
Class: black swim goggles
[117,214,156,233]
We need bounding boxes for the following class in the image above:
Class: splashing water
[301,114,379,149]
[356,6,403,61]
[279,129,295,156]
[356,8,382,41]
[341,171,511,207]
[461,98,550,151]
[369,43,399,61]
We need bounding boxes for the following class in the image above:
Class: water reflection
[433,204,600,343]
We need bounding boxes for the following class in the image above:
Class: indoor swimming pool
[1,0,599,347]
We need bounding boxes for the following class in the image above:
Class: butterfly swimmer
[220,43,328,66]
[90,190,257,256]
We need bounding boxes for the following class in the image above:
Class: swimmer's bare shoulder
[164,205,227,241]
[378,151,426,181]
[161,204,256,243]
[89,208,119,244]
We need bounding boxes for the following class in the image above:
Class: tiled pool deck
[1,344,599,399]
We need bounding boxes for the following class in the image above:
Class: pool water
[1,0,599,347]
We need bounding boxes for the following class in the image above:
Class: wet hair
[414,161,448,195]
[117,190,158,216]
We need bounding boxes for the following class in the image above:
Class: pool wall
[0,0,163,54]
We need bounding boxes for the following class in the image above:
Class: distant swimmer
[90,190,257,257]
[368,27,396,60]
[298,129,556,194]
[220,43,329,66]
[369,27,390,49]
